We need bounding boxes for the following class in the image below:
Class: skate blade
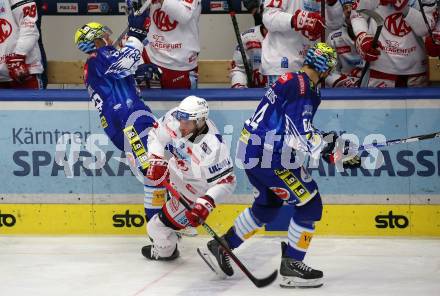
[280,276,323,288]
[197,247,227,280]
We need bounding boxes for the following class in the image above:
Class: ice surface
[1,236,439,296]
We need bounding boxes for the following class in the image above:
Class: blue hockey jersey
[84,37,155,151]
[238,71,325,168]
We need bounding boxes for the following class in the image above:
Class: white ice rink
[1,236,439,296]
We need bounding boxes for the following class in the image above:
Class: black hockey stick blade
[163,180,278,288]
[251,269,278,288]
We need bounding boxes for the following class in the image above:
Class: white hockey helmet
[173,95,209,123]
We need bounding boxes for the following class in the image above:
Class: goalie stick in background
[74,5,162,221]
[198,43,362,289]
[141,96,237,261]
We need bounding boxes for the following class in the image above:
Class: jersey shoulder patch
[277,72,294,84]
[330,31,342,40]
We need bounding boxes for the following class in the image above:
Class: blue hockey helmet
[303,42,338,74]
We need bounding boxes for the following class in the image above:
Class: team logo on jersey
[0,18,12,43]
[270,187,290,201]
[385,13,412,37]
[153,9,178,32]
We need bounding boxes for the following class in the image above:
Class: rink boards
[1,204,439,236]
[0,88,439,236]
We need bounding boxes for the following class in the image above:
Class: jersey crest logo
[277,72,293,84]
[385,13,412,37]
[0,18,12,43]
[153,9,178,32]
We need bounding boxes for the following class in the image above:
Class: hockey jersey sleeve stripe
[11,0,34,10]
[206,167,234,183]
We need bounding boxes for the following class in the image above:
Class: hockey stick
[356,131,440,152]
[113,0,151,47]
[321,0,326,88]
[225,0,254,88]
[417,0,436,42]
[162,180,278,288]
[321,0,326,43]
[357,9,384,87]
[418,0,440,68]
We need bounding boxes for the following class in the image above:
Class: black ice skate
[141,245,179,261]
[197,237,234,278]
[279,242,323,288]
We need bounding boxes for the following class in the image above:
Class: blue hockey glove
[127,8,150,42]
[135,63,162,84]
[321,131,361,169]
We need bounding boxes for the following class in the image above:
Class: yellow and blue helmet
[303,42,337,74]
[74,22,112,53]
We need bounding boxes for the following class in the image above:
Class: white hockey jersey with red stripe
[351,0,437,75]
[326,25,364,87]
[145,0,201,71]
[230,25,267,88]
[0,0,43,81]
[147,108,236,203]
[261,0,344,75]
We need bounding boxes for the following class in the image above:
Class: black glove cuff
[127,27,148,41]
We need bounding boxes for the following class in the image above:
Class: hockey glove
[333,74,359,88]
[379,0,409,11]
[127,9,150,42]
[243,0,260,12]
[321,131,361,169]
[135,63,163,84]
[146,156,169,186]
[6,54,30,83]
[355,32,383,62]
[292,10,325,41]
[425,32,440,57]
[185,195,215,227]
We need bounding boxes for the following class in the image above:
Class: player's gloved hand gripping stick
[113,0,152,47]
[162,180,278,288]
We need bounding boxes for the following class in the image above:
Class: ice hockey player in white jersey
[326,0,364,87]
[142,0,201,89]
[141,96,237,260]
[230,23,268,88]
[425,15,440,57]
[261,0,344,85]
[0,0,44,89]
[351,0,437,87]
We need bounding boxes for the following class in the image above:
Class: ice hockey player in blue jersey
[198,43,361,288]
[74,6,160,217]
